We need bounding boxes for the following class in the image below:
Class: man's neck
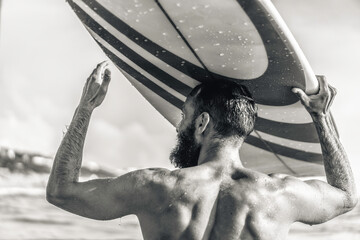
[197,136,244,171]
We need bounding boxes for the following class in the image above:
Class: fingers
[317,75,337,112]
[86,61,109,86]
[95,61,110,84]
[325,85,337,112]
[292,87,310,105]
[88,66,111,106]
[316,75,328,95]
[101,69,111,92]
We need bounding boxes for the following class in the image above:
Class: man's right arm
[284,76,357,224]
[46,62,172,220]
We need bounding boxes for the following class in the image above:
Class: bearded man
[47,61,357,240]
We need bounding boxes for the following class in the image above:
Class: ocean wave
[12,216,72,225]
[0,187,45,196]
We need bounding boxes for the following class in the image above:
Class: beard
[169,122,201,168]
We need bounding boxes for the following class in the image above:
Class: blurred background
[0,0,359,239]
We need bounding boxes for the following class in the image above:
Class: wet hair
[188,81,257,138]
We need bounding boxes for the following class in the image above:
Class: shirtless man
[47,61,357,240]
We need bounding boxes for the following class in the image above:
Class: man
[47,61,357,240]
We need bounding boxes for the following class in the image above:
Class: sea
[0,171,359,240]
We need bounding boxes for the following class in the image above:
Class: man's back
[139,165,293,240]
[46,64,357,240]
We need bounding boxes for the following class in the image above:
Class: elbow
[46,189,60,205]
[46,184,69,207]
[343,193,358,212]
[46,188,63,206]
[346,196,358,210]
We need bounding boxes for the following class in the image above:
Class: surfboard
[67,0,331,176]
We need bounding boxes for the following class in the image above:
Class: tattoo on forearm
[52,108,92,184]
[313,115,355,195]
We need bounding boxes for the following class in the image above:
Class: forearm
[312,113,357,206]
[47,106,93,193]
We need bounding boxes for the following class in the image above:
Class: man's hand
[292,75,336,117]
[79,61,111,110]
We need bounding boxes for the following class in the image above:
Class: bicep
[49,170,156,220]
[284,178,348,224]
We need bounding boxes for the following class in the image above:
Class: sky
[0,0,359,185]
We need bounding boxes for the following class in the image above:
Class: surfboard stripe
[254,130,321,155]
[255,118,319,143]
[70,0,193,98]
[80,0,212,81]
[245,135,323,164]
[88,28,187,102]
[75,0,200,90]
[99,42,184,109]
[257,102,312,124]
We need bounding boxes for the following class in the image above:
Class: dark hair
[189,81,257,138]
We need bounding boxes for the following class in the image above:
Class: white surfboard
[67,0,334,176]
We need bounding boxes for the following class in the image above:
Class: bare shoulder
[267,173,306,195]
[126,168,179,197]
[267,173,326,196]
[117,167,178,191]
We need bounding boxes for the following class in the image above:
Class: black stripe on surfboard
[80,0,212,82]
[245,135,323,164]
[99,42,184,109]
[70,0,193,98]
[255,118,319,143]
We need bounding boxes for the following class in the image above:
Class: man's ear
[195,112,210,135]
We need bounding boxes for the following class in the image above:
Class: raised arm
[285,76,357,224]
[46,62,165,220]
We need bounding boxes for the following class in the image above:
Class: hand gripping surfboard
[67,0,334,176]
